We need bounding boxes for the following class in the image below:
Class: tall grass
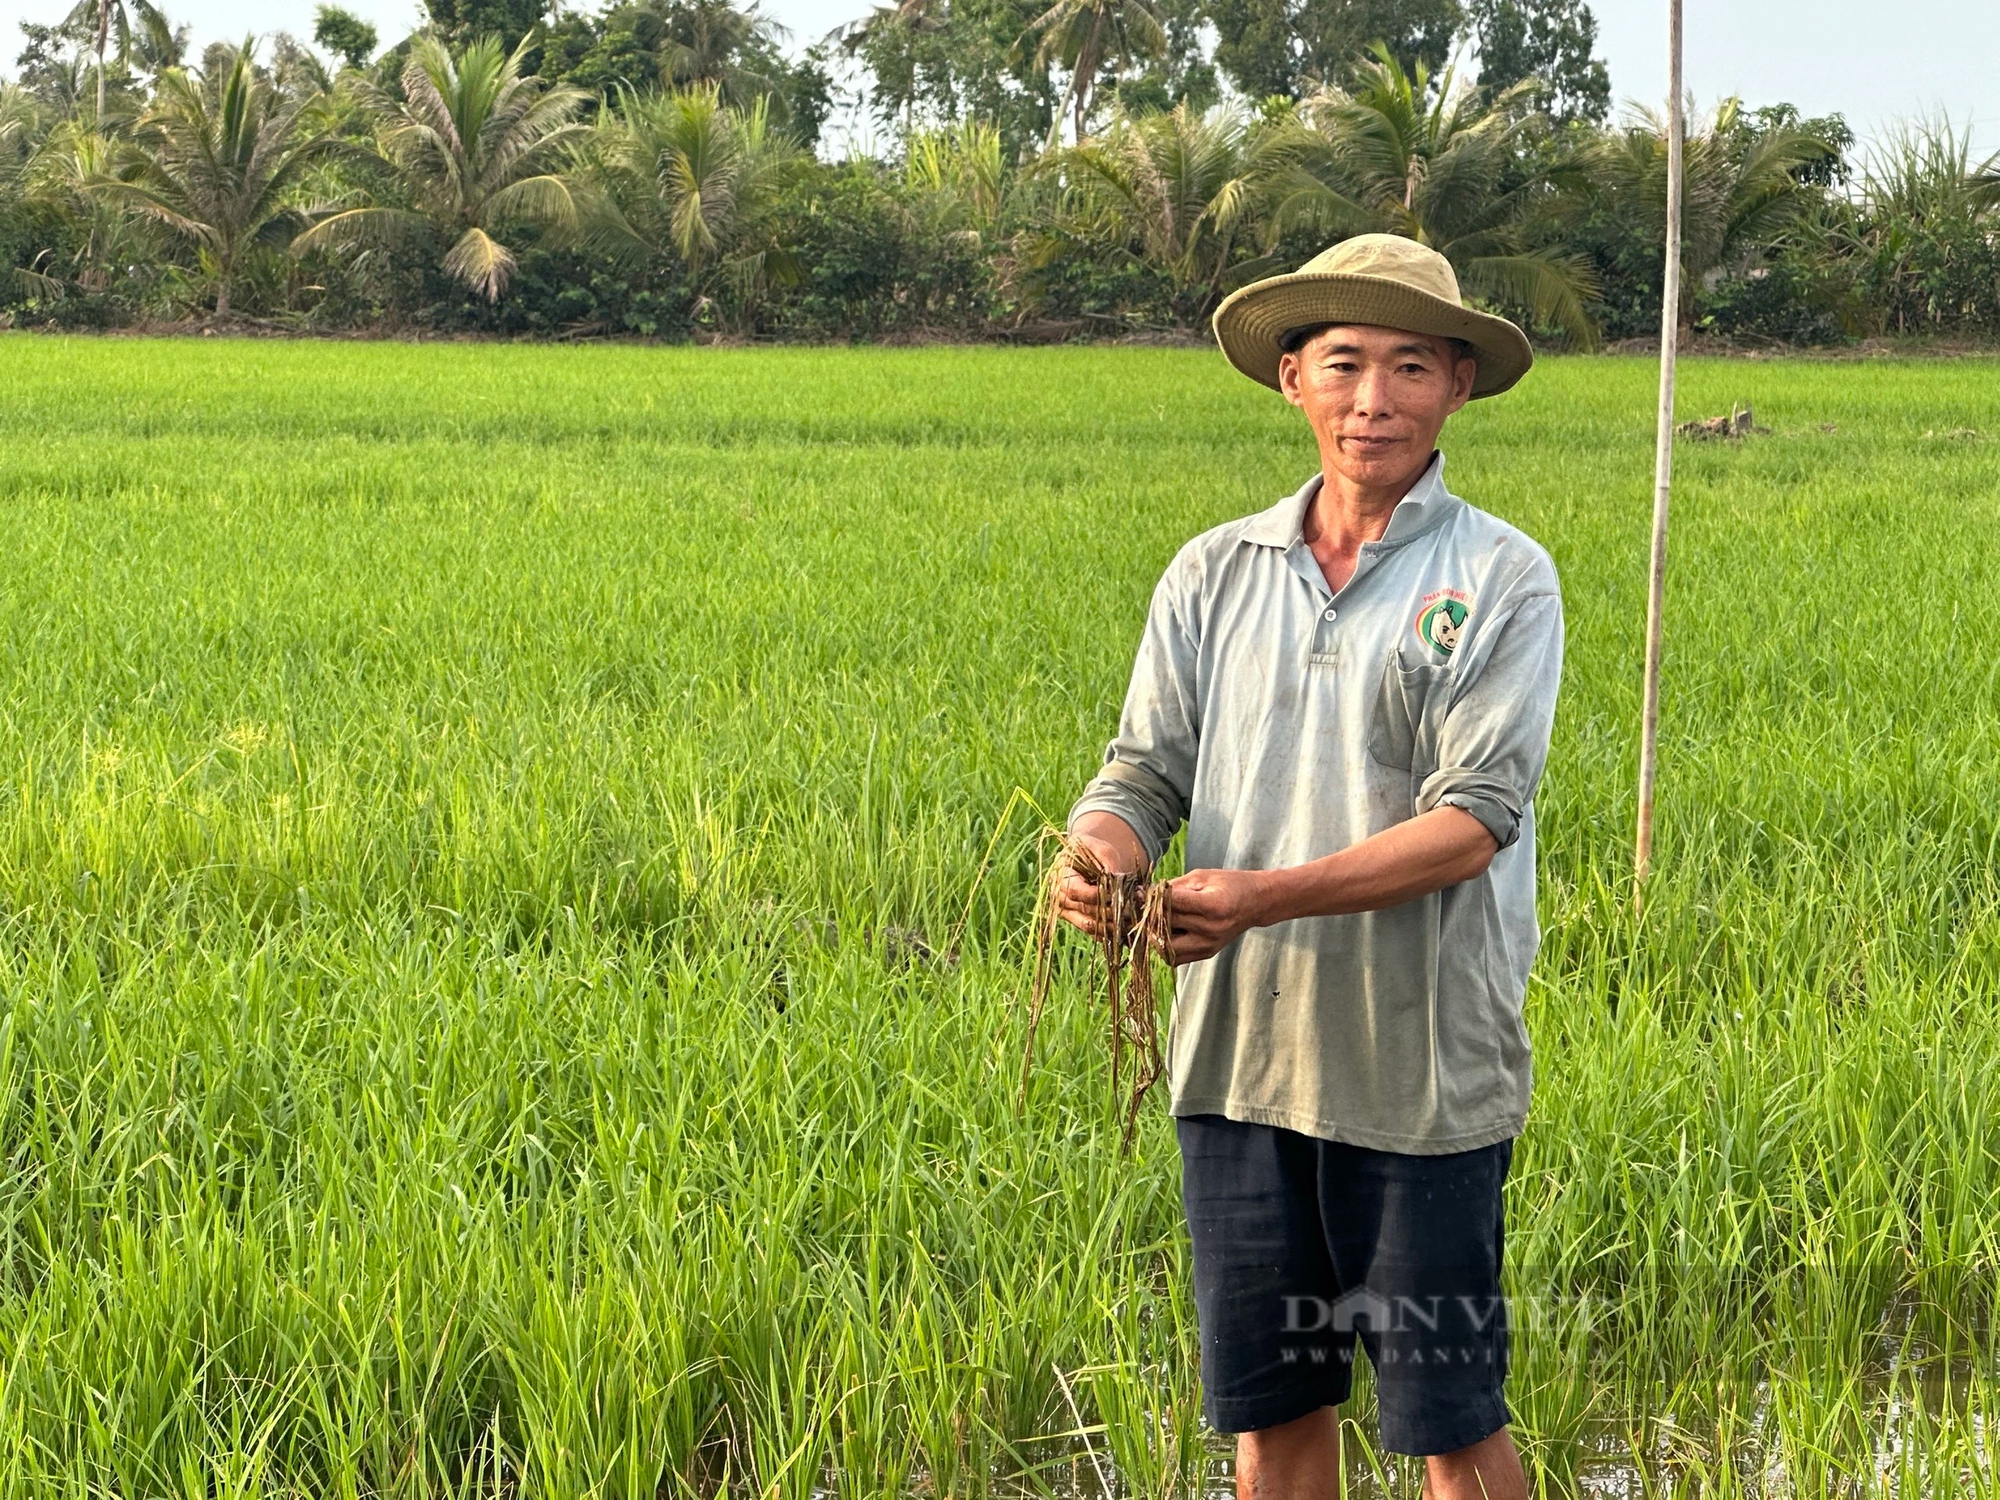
[0,338,1995,1494]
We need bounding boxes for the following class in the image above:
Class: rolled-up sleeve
[1067,564,1200,864]
[1415,589,1564,850]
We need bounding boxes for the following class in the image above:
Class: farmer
[1059,234,1562,1500]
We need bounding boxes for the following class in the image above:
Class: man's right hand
[1053,814,1148,940]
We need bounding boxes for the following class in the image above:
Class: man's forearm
[1252,807,1498,926]
[1069,810,1151,876]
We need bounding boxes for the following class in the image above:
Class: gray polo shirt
[1069,455,1563,1153]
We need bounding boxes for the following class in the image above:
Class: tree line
[1,0,1996,342]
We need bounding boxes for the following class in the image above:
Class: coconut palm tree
[127,4,188,86]
[655,0,786,104]
[1024,0,1166,149]
[591,83,797,325]
[89,41,337,316]
[60,0,167,119]
[1267,47,1599,345]
[0,86,36,178]
[0,88,41,282]
[1040,102,1276,315]
[21,117,159,301]
[1559,96,1836,312]
[296,36,588,302]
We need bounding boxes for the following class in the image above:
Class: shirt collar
[1240,452,1454,552]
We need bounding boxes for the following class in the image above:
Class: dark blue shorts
[1177,1114,1513,1454]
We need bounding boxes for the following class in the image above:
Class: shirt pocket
[1366,653,1453,775]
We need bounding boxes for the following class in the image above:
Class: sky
[3,0,1994,158]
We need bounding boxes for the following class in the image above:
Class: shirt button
[1323,609,1337,622]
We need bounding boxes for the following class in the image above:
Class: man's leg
[1234,1409,1526,1500]
[1178,1118,1356,1459]
[1318,1138,1519,1485]
[1237,1406,1341,1500]
[1424,1426,1526,1500]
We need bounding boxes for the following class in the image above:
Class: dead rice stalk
[1020,829,1174,1152]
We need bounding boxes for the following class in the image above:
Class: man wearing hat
[1057,234,1562,1498]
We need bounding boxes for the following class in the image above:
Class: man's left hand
[1163,868,1271,964]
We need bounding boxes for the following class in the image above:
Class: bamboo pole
[1634,0,1685,902]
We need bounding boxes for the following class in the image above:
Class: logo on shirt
[1415,589,1473,655]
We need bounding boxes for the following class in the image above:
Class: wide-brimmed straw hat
[1212,234,1534,399]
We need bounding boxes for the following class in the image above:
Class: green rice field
[0,337,1998,1495]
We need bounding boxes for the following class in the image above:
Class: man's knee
[1241,1403,1338,1453]
[1237,1406,1343,1500]
[1422,1426,1526,1500]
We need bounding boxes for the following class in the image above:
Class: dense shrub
[1857,214,2000,336]
[402,246,699,338]
[1700,257,1855,345]
[767,163,994,339]
[1013,240,1181,329]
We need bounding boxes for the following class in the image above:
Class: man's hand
[1059,807,1495,961]
[1163,867,1271,964]
[1054,814,1149,940]
[1163,808,1499,964]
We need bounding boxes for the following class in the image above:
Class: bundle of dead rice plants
[1020,830,1174,1151]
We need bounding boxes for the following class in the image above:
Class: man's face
[1277,324,1476,492]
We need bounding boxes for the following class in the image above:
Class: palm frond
[1459,249,1600,348]
[291,204,430,253]
[13,263,64,299]
[1971,163,2000,212]
[442,224,516,300]
[483,172,579,233]
[1262,169,1379,242]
